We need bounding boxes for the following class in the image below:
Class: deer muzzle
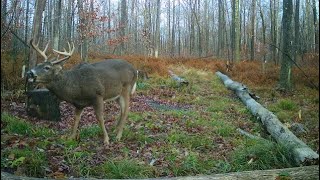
[26,70,37,83]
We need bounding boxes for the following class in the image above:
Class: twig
[237,128,265,140]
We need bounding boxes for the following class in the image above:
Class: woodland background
[1,0,319,90]
[0,0,319,179]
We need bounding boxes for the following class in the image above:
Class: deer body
[45,60,137,108]
[27,40,137,145]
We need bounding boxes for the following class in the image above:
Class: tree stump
[26,89,61,121]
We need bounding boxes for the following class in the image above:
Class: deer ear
[53,65,63,75]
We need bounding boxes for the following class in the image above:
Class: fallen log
[1,165,319,180]
[216,71,319,165]
[168,70,189,86]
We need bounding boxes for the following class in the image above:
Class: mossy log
[216,71,319,165]
[1,165,319,180]
[26,89,61,121]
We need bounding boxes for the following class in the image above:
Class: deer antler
[52,42,75,64]
[30,39,50,62]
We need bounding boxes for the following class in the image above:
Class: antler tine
[67,42,71,51]
[42,42,50,62]
[51,42,75,64]
[30,39,49,61]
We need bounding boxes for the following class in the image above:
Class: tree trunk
[77,0,88,62]
[294,0,300,62]
[66,0,73,42]
[250,0,256,61]
[120,0,127,55]
[259,0,266,64]
[28,0,47,69]
[216,71,319,165]
[311,0,318,52]
[217,0,225,58]
[279,0,294,90]
[234,0,240,62]
[171,0,175,56]
[270,0,278,65]
[24,0,29,55]
[155,0,161,58]
[53,0,62,50]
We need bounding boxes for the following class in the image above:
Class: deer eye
[44,66,51,70]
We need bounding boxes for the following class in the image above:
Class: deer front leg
[70,108,83,140]
[94,97,110,145]
[115,93,130,141]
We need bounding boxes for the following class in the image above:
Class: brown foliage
[1,53,26,90]
[1,52,319,90]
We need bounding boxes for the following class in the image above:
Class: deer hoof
[103,138,110,145]
[116,134,122,142]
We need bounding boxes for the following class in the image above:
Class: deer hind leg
[70,108,83,140]
[115,87,130,141]
[94,96,110,145]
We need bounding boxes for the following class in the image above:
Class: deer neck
[45,71,76,101]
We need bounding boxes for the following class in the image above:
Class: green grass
[210,119,235,137]
[2,67,318,179]
[64,148,93,177]
[97,159,155,179]
[32,127,56,137]
[277,99,297,111]
[231,139,296,171]
[80,125,102,139]
[2,112,33,135]
[2,112,56,138]
[1,147,47,177]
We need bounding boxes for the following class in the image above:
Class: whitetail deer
[27,39,138,145]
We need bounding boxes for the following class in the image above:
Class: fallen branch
[1,165,319,180]
[237,128,265,140]
[216,71,319,165]
[168,70,189,86]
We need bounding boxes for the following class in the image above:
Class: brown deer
[27,40,138,145]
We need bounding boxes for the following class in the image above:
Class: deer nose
[27,71,37,78]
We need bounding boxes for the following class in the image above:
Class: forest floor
[1,55,319,179]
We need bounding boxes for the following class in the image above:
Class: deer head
[27,39,75,84]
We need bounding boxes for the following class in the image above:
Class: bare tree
[155,0,161,58]
[311,0,318,52]
[77,0,88,62]
[250,0,256,61]
[279,0,293,90]
[234,0,240,62]
[53,0,62,50]
[294,0,300,62]
[120,0,127,55]
[29,0,47,69]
